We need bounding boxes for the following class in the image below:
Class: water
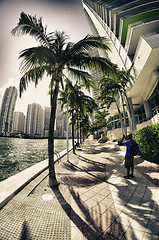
[0,137,72,182]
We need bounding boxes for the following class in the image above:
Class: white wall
[107,113,159,141]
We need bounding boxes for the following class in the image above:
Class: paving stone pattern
[0,177,71,240]
[0,140,159,240]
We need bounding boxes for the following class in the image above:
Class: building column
[127,98,136,131]
[143,100,152,119]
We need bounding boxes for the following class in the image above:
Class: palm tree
[59,80,79,154]
[98,64,135,135]
[118,65,136,131]
[12,12,116,188]
[59,79,97,153]
[98,76,127,136]
[80,114,91,142]
[76,92,97,144]
[91,109,109,139]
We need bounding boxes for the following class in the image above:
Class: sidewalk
[0,140,158,240]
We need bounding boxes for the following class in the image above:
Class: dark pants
[125,156,134,176]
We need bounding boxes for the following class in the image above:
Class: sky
[0,0,91,114]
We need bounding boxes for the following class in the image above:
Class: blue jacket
[122,139,132,157]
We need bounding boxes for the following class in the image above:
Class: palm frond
[19,66,46,97]
[53,31,69,51]
[90,56,118,73]
[19,46,56,72]
[11,12,50,47]
[67,67,95,91]
[69,54,118,75]
[70,35,111,54]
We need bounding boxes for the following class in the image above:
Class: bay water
[0,137,72,182]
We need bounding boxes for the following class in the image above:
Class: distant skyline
[0,0,91,114]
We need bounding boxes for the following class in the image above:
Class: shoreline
[0,146,72,209]
[0,135,72,140]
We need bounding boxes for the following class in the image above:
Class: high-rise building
[0,86,18,136]
[55,103,65,138]
[25,103,44,137]
[36,106,44,137]
[55,103,71,138]
[82,0,159,139]
[0,91,2,106]
[12,111,25,134]
[44,107,51,137]
[25,102,71,138]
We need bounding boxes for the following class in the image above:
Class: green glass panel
[121,9,159,45]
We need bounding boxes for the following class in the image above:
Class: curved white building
[82,0,159,139]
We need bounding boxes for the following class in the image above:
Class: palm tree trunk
[82,129,85,142]
[72,110,75,154]
[120,92,127,136]
[80,122,82,144]
[77,113,80,144]
[123,90,136,131]
[114,98,125,136]
[48,77,60,188]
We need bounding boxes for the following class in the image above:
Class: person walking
[120,134,136,179]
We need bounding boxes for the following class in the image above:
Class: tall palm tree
[59,80,79,154]
[98,75,127,136]
[91,109,109,138]
[118,65,136,131]
[59,79,97,153]
[98,63,135,135]
[12,12,116,188]
[80,114,91,142]
[76,92,97,144]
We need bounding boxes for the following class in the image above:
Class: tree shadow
[52,152,127,239]
[61,160,108,187]
[83,145,120,155]
[134,157,144,166]
[52,184,126,240]
[106,151,159,238]
[134,157,159,187]
[76,154,107,168]
[20,220,31,240]
[70,187,126,239]
[114,177,159,237]
[54,140,159,239]
[64,156,107,172]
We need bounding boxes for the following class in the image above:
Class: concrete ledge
[0,146,72,209]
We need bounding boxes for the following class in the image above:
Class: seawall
[0,146,72,209]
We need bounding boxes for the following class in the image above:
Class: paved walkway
[0,140,159,240]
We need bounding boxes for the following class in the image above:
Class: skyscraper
[36,106,44,137]
[44,107,51,138]
[25,103,44,137]
[12,111,25,134]
[0,86,18,136]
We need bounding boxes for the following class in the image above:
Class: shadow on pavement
[57,141,159,239]
[20,221,31,240]
[135,157,159,187]
[52,186,104,239]
[70,188,126,240]
[52,184,125,240]
[83,145,120,155]
[61,160,108,187]
[53,150,127,239]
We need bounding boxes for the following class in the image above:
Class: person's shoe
[130,175,134,178]
[124,175,130,179]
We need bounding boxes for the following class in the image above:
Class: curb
[0,146,72,209]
